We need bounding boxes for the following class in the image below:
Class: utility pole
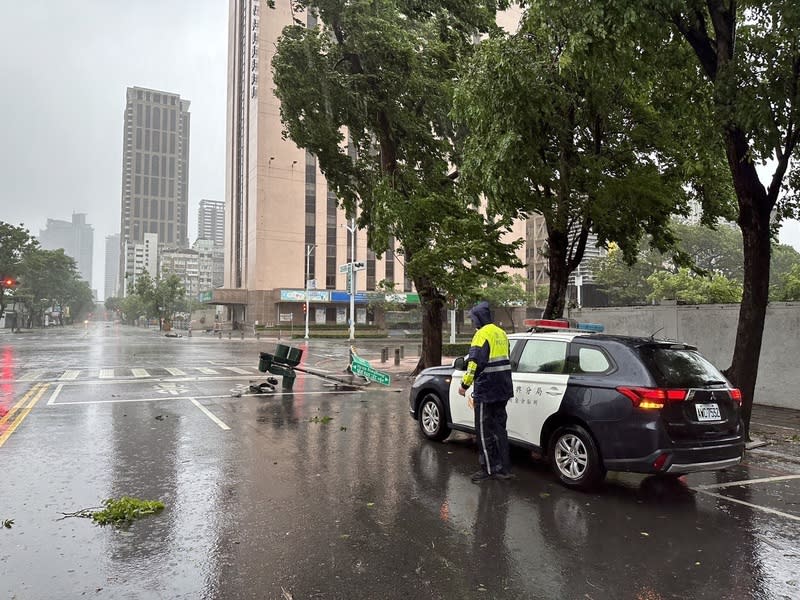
[346,218,356,341]
[304,244,316,339]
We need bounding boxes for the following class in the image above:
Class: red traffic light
[2,278,17,288]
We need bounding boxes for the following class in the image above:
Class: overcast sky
[0,1,228,293]
[1,2,799,297]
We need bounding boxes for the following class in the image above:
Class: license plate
[695,403,721,422]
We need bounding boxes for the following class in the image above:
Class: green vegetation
[107,272,187,329]
[91,497,165,527]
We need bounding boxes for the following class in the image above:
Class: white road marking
[99,369,115,379]
[223,367,250,374]
[19,370,46,381]
[695,474,800,490]
[131,368,150,378]
[190,398,230,430]
[46,383,64,406]
[165,367,186,376]
[48,389,362,405]
[59,370,80,381]
[696,489,800,522]
[197,368,219,375]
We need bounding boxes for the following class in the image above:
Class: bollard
[400,345,405,359]
[381,347,388,363]
[228,331,232,339]
[188,329,192,338]
[241,330,245,340]
[218,331,222,339]
[256,332,260,340]
[394,348,401,366]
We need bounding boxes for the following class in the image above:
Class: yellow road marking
[0,383,49,448]
[0,384,40,428]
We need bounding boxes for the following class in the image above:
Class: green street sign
[350,362,391,386]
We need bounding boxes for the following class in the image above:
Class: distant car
[409,325,745,490]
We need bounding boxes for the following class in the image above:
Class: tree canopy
[272,0,522,371]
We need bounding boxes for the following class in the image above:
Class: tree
[472,274,534,333]
[772,263,800,301]
[591,243,661,306]
[671,221,743,280]
[153,274,186,330]
[0,222,38,319]
[769,243,800,294]
[453,9,698,320]
[647,268,743,304]
[623,0,800,442]
[272,0,522,372]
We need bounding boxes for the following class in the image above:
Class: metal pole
[450,299,457,344]
[304,244,314,339]
[349,217,356,341]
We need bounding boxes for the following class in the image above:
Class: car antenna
[649,327,664,340]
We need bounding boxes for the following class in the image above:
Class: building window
[152,132,160,152]
[170,110,176,131]
[136,104,143,126]
[145,130,150,151]
[135,176,141,194]
[168,223,174,243]
[151,155,159,177]
[136,128,142,150]
[151,177,159,195]
[151,199,158,219]
[134,198,140,217]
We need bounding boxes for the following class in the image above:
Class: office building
[197,199,225,247]
[104,234,120,299]
[118,86,190,293]
[122,233,158,296]
[38,213,94,286]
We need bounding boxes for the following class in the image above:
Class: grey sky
[1,2,799,298]
[0,1,227,293]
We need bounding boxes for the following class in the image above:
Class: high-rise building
[38,213,94,286]
[197,199,225,247]
[119,86,190,294]
[218,1,414,327]
[104,234,120,300]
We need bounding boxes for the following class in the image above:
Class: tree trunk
[413,275,444,375]
[543,229,569,319]
[722,147,773,441]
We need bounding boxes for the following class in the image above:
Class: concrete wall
[570,302,800,410]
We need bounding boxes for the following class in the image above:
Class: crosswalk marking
[59,370,80,381]
[224,367,250,374]
[165,367,186,376]
[19,369,46,381]
[99,369,115,379]
[131,368,149,378]
[197,367,219,375]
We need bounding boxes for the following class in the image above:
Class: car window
[577,347,611,373]
[637,346,726,388]
[517,339,567,374]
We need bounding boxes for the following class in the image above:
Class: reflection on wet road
[0,324,798,599]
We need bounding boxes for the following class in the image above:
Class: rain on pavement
[1,324,799,599]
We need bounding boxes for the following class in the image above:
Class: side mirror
[453,356,467,370]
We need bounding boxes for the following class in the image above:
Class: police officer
[458,301,514,482]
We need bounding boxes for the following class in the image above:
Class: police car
[409,320,745,490]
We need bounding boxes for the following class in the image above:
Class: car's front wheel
[418,393,451,441]
[549,424,605,490]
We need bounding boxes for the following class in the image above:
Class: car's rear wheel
[418,393,450,441]
[549,424,605,490]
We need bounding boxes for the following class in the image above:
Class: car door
[449,339,521,430]
[508,337,570,447]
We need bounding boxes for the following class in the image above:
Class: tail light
[617,386,687,410]
[729,388,742,404]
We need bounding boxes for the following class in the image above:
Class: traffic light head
[2,277,17,288]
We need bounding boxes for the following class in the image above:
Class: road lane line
[47,384,64,406]
[695,474,800,490]
[131,368,150,378]
[0,384,49,448]
[49,389,363,405]
[59,370,80,381]
[697,489,800,522]
[19,370,46,382]
[190,398,230,430]
[99,369,115,379]
[0,384,39,427]
[165,368,186,376]
[197,368,219,375]
[223,367,250,374]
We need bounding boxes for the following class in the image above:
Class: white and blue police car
[409,320,745,490]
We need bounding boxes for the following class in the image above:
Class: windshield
[637,346,728,388]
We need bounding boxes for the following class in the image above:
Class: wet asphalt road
[1,324,799,600]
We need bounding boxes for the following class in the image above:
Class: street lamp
[304,244,316,339]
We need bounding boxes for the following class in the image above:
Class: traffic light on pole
[2,277,17,289]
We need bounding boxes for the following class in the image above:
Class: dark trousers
[475,400,511,475]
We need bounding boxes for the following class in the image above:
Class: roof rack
[523,318,605,333]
